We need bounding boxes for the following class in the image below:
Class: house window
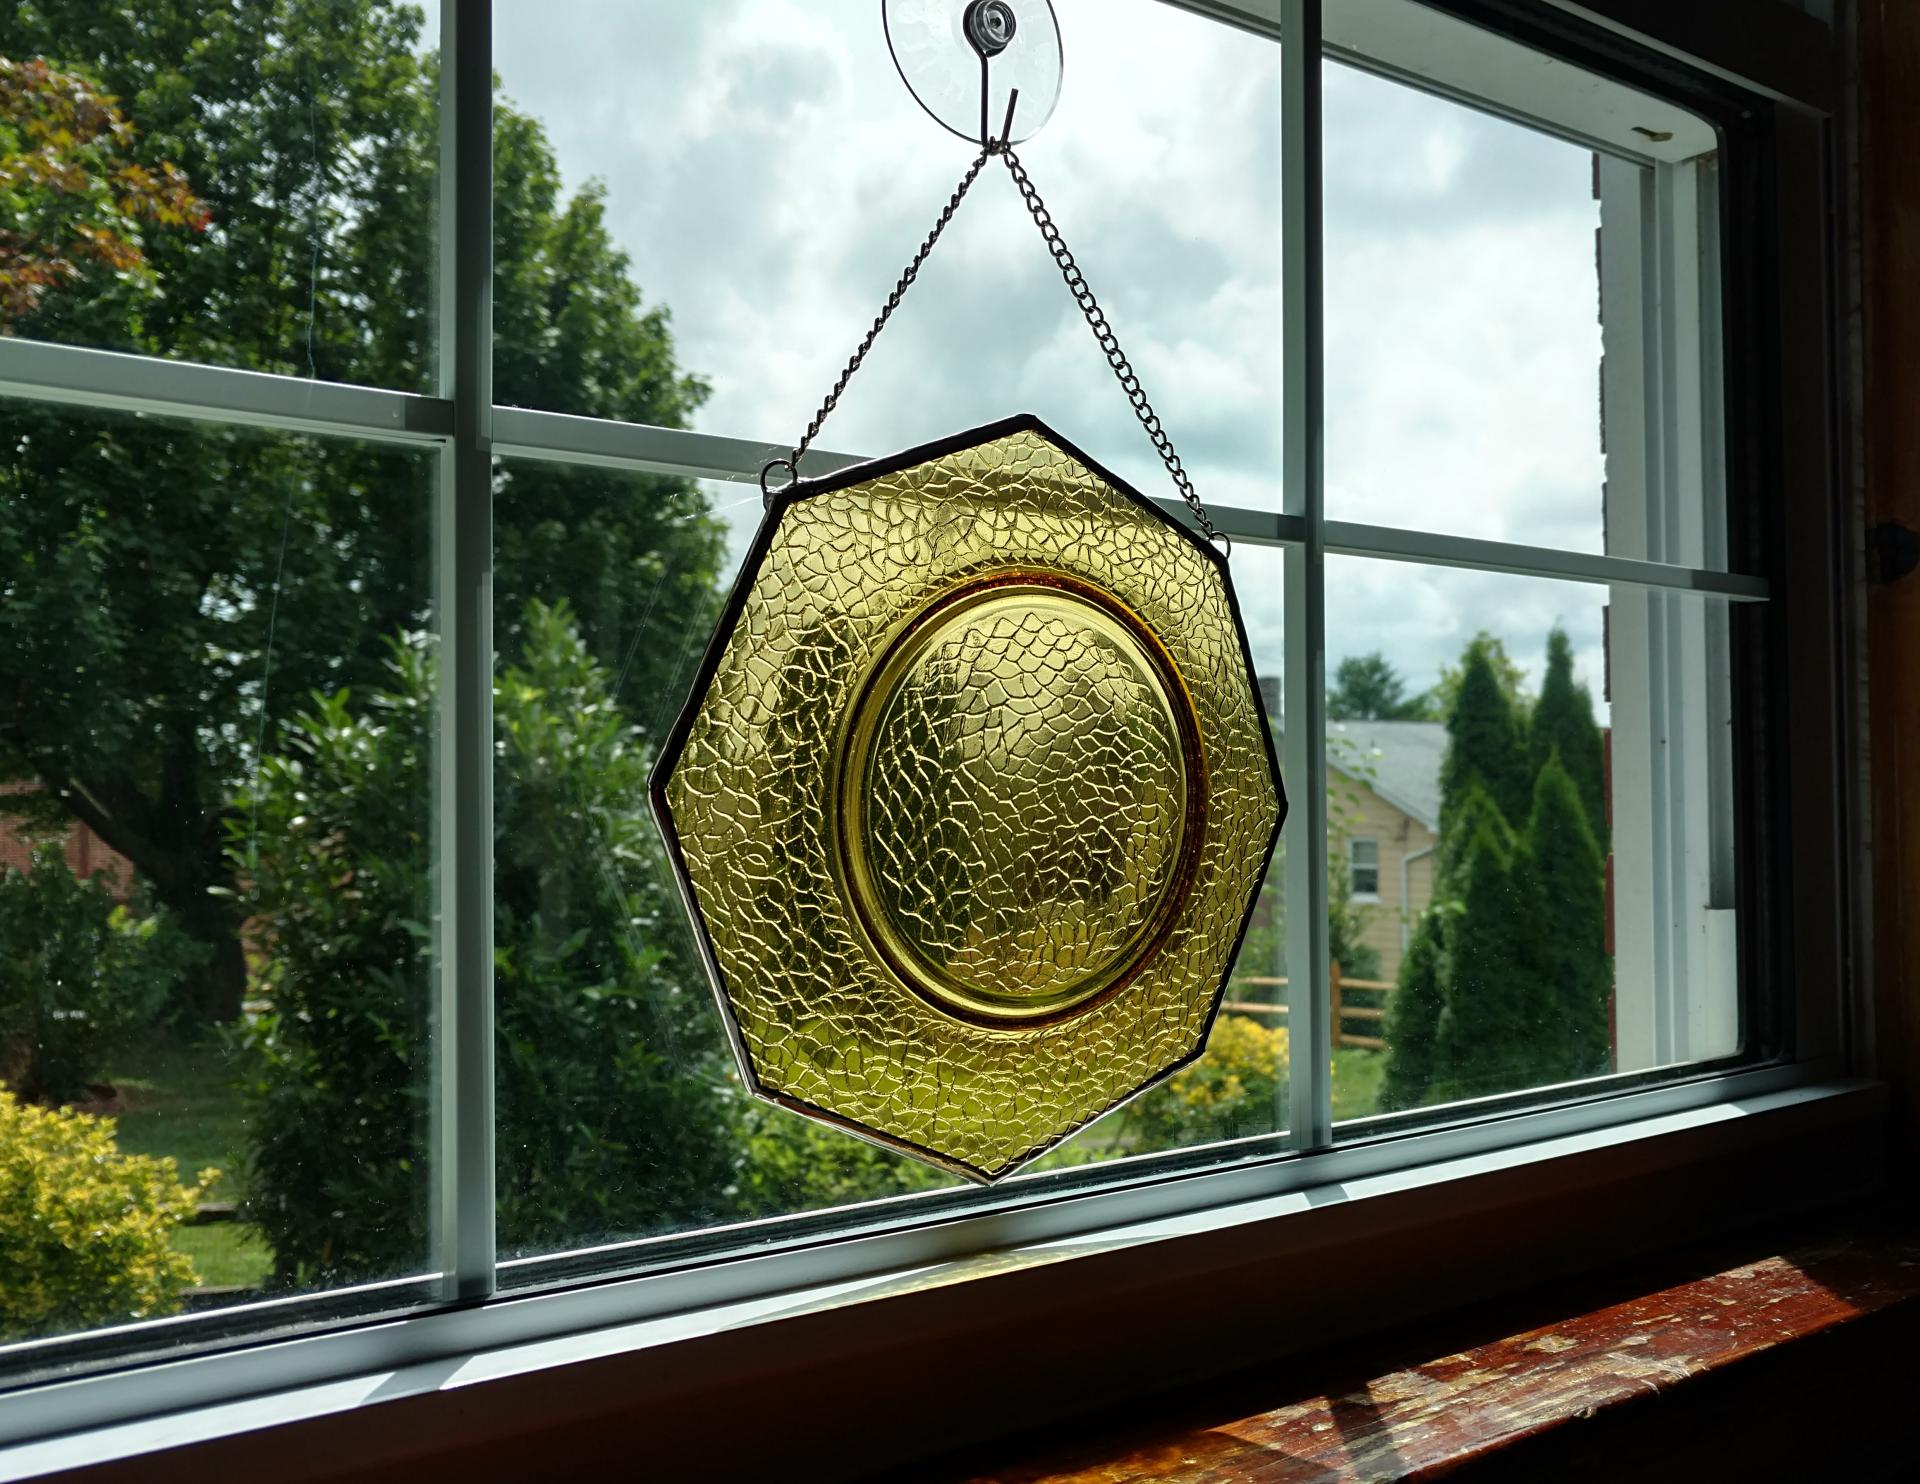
[0,0,1857,1456]
[1350,838,1382,900]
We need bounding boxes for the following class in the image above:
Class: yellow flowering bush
[1128,1013,1291,1151]
[0,1089,214,1341]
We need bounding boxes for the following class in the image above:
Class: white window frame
[0,0,1869,1470]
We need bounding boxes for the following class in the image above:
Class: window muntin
[0,0,1802,1408]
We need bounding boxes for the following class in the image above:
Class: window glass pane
[485,0,1284,513]
[492,467,1290,1269]
[1327,556,1742,1125]
[1350,838,1381,898]
[0,4,436,391]
[1323,54,1721,560]
[0,397,435,1348]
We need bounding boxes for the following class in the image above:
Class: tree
[1432,630,1529,717]
[240,606,746,1286]
[1529,627,1607,844]
[0,2,722,1020]
[1438,635,1533,835]
[1379,909,1445,1111]
[1426,821,1554,1102]
[0,56,207,327]
[0,842,202,1104]
[1381,630,1612,1111]
[1327,652,1434,721]
[1522,755,1611,1082]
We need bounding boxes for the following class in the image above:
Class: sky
[455,0,1650,715]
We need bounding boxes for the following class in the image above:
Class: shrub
[239,604,745,1284]
[0,1088,214,1341]
[734,1102,952,1215]
[1128,1013,1290,1152]
[234,632,436,1288]
[0,841,201,1104]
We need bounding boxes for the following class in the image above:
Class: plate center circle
[839,575,1203,1026]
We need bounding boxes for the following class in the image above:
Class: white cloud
[481,0,1634,703]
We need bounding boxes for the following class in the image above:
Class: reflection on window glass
[1328,557,1740,1121]
[0,397,434,1342]
[491,484,1288,1265]
[0,2,436,389]
[488,0,1283,513]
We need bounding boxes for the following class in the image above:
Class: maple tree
[0,56,207,328]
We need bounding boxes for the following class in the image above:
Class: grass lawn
[104,1035,273,1292]
[1332,1046,1387,1122]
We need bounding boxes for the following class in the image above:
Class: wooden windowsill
[912,1204,1920,1483]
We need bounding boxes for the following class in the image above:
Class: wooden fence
[1221,962,1389,1051]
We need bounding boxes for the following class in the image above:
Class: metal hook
[998,88,1020,148]
[965,1,1020,147]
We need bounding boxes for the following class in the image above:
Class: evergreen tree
[1436,779,1517,890]
[1380,908,1445,1111]
[1427,822,1553,1102]
[1431,630,1528,716]
[1529,627,1607,844]
[1439,636,1532,834]
[0,2,721,1019]
[1523,754,1612,1081]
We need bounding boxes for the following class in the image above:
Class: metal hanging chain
[761,146,995,500]
[998,145,1224,549]
[765,142,1228,552]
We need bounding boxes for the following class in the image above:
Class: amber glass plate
[653,416,1284,1181]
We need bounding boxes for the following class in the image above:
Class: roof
[1325,720,1445,832]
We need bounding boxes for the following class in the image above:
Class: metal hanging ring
[760,458,800,508]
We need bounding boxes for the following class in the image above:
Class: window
[0,0,1862,1462]
[1349,838,1381,900]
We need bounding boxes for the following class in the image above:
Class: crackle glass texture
[658,425,1283,1180]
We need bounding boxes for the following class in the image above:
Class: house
[1260,678,1444,983]
[1325,719,1444,983]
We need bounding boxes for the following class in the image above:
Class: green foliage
[1426,822,1556,1101]
[232,632,435,1287]
[0,55,208,326]
[490,600,739,1253]
[1529,628,1607,846]
[0,1,722,1021]
[1524,756,1612,1081]
[0,1088,213,1341]
[735,1106,952,1214]
[1439,635,1533,834]
[238,603,752,1285]
[1383,629,1611,1110]
[1432,630,1530,717]
[0,841,202,1104]
[1126,1014,1289,1151]
[1380,908,1446,1112]
[1327,651,1435,721]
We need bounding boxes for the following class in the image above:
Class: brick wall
[0,784,136,900]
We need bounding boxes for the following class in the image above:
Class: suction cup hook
[884,0,1063,148]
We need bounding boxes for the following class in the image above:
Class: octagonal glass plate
[652,416,1285,1181]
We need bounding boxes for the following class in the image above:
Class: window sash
[0,0,1819,1413]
